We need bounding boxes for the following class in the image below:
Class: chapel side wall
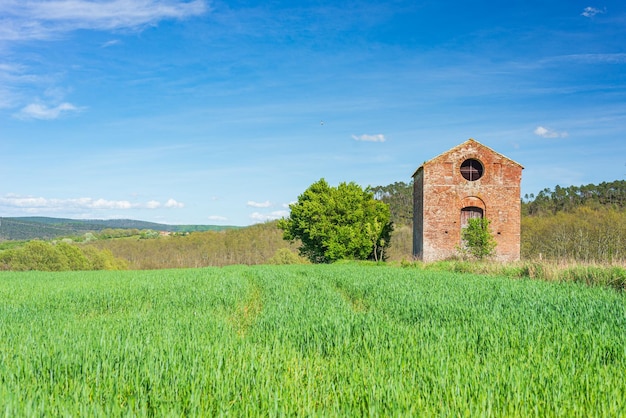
[412,170,424,259]
[421,162,459,262]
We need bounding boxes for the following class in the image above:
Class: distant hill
[0,217,238,241]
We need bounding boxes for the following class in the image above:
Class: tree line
[521,206,626,262]
[520,180,626,262]
[523,180,626,215]
[369,181,413,226]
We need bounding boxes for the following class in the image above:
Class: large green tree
[278,179,393,263]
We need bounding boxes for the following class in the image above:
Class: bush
[81,247,128,270]
[0,241,127,271]
[460,218,497,260]
[1,241,69,271]
[267,248,310,265]
[56,242,92,271]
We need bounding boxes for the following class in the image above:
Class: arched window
[460,159,484,181]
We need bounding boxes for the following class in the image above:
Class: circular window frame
[460,159,484,181]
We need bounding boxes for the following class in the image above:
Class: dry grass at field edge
[393,258,626,291]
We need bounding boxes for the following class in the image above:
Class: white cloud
[250,210,289,222]
[581,7,605,18]
[208,215,228,222]
[533,126,568,138]
[0,195,132,210]
[351,134,386,142]
[0,194,184,212]
[91,198,133,209]
[164,198,184,208]
[14,102,82,120]
[0,0,209,41]
[247,200,272,208]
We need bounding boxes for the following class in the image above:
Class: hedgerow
[0,240,127,271]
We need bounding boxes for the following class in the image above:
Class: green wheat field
[1,264,625,416]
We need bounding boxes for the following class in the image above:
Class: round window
[460,159,484,181]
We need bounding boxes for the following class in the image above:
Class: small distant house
[412,139,523,262]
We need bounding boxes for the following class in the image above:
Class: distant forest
[520,180,626,262]
[369,182,413,226]
[523,180,626,215]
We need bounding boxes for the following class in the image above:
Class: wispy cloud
[0,62,30,79]
[352,134,386,142]
[543,53,626,65]
[0,63,42,109]
[0,88,16,109]
[14,102,82,120]
[101,39,121,48]
[208,215,228,222]
[247,200,272,208]
[581,7,605,18]
[0,0,209,41]
[0,194,184,212]
[534,126,569,138]
[1,1,208,118]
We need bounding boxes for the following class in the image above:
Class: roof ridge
[412,138,523,177]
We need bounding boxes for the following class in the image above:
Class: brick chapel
[412,139,523,262]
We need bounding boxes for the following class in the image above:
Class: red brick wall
[413,140,522,262]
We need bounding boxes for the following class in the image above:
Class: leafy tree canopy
[278,179,393,263]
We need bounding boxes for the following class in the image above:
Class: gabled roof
[412,138,523,177]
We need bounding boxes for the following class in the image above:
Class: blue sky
[1,0,625,226]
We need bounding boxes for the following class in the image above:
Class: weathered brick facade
[413,139,523,262]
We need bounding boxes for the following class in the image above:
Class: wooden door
[461,206,483,229]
